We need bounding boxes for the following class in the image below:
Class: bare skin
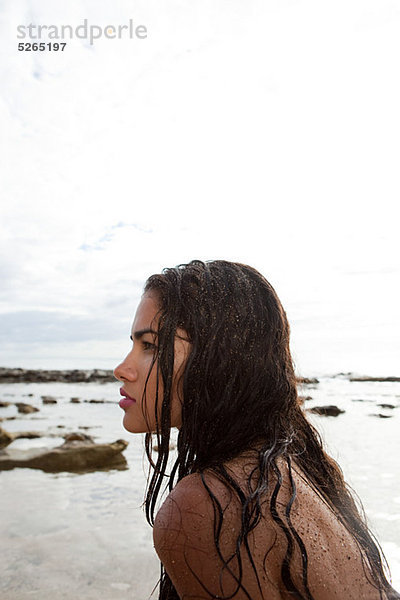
[114,293,190,433]
[153,451,382,599]
[115,294,384,598]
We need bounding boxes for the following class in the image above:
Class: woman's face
[114,292,190,433]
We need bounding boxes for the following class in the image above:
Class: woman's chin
[123,414,146,434]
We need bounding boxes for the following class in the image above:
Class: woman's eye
[142,341,156,351]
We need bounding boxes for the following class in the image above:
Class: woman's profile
[114,260,399,600]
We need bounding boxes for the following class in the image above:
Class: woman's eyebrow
[131,328,158,340]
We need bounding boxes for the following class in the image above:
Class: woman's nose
[113,355,138,382]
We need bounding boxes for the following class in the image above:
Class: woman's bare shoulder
[153,472,231,598]
[153,460,385,600]
[153,471,281,599]
[154,473,204,538]
[153,471,236,553]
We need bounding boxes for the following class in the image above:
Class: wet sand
[1,465,160,600]
[2,541,159,600]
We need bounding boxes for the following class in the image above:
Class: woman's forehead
[131,293,190,343]
[132,293,160,332]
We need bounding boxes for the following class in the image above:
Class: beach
[1,373,399,599]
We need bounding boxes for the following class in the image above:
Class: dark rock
[63,432,94,442]
[0,438,128,472]
[370,413,393,419]
[0,427,14,448]
[56,425,65,428]
[15,403,39,414]
[298,396,312,404]
[0,401,10,408]
[332,372,353,378]
[12,431,44,441]
[349,375,400,382]
[0,428,47,448]
[351,398,374,403]
[85,399,105,404]
[84,399,114,404]
[0,367,115,384]
[297,377,319,385]
[70,397,81,403]
[308,405,345,417]
[377,403,396,409]
[41,396,57,404]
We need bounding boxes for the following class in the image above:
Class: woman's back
[154,451,383,599]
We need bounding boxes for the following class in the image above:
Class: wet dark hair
[141,259,398,600]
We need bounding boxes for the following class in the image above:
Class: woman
[114,260,398,600]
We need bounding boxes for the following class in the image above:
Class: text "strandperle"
[17,19,148,45]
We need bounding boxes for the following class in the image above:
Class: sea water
[0,376,399,599]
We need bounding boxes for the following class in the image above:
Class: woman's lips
[119,388,136,410]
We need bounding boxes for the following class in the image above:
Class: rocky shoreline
[1,367,399,384]
[0,367,116,383]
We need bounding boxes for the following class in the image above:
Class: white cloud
[1,0,399,372]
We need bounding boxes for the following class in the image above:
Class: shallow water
[1,376,399,599]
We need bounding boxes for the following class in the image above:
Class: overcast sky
[1,0,399,375]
